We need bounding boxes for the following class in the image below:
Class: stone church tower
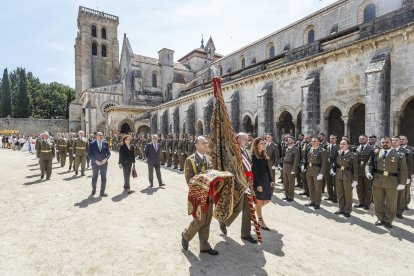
[70,7,120,131]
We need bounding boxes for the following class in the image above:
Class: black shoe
[181,233,189,250]
[286,199,294,202]
[241,236,258,244]
[363,206,370,210]
[375,220,384,226]
[332,199,338,203]
[259,224,270,231]
[354,204,364,208]
[305,203,315,206]
[40,175,44,180]
[384,222,393,229]
[405,207,410,211]
[281,197,288,200]
[334,211,344,215]
[324,197,333,201]
[150,183,154,187]
[81,173,85,176]
[46,177,50,180]
[314,205,320,210]
[219,222,227,235]
[396,214,404,219]
[100,193,108,197]
[75,171,78,175]
[159,183,165,187]
[128,190,135,194]
[200,249,219,255]
[298,192,307,195]
[91,190,96,195]
[344,213,351,218]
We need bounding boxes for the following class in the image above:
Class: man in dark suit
[145,134,165,187]
[88,132,111,197]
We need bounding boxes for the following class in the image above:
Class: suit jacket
[88,140,110,162]
[119,144,136,165]
[145,142,161,166]
[252,154,272,188]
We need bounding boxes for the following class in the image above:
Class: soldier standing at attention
[72,130,89,176]
[304,137,328,210]
[392,136,413,219]
[295,134,305,187]
[37,132,55,180]
[178,134,186,171]
[160,134,166,166]
[172,134,179,170]
[354,134,374,210]
[186,134,196,157]
[368,135,380,150]
[325,134,339,203]
[265,133,279,191]
[299,135,311,197]
[282,135,300,202]
[332,139,358,217]
[400,135,413,211]
[366,137,408,228]
[67,133,76,171]
[166,134,173,167]
[56,133,68,167]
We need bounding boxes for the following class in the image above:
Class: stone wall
[0,117,68,135]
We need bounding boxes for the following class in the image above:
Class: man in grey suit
[144,134,165,187]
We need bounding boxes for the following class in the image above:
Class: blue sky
[0,0,337,88]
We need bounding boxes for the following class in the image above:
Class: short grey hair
[194,135,207,144]
[236,132,248,140]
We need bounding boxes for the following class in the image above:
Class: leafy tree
[1,68,12,117]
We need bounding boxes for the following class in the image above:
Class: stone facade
[0,117,68,135]
[70,0,414,144]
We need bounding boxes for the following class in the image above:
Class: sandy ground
[0,149,413,276]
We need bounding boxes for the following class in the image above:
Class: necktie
[154,143,157,151]
[98,141,102,151]
[361,145,364,152]
[341,151,344,157]
[382,150,388,159]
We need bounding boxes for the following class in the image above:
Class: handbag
[131,164,137,178]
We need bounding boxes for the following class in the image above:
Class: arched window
[91,25,97,37]
[101,28,107,39]
[241,57,246,69]
[152,72,158,87]
[308,29,315,43]
[269,46,275,58]
[101,45,107,57]
[363,4,376,23]
[92,42,97,56]
[218,66,223,76]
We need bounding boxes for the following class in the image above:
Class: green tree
[15,68,31,117]
[1,68,12,117]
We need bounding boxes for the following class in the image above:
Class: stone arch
[101,100,118,117]
[391,86,414,114]
[322,99,347,119]
[137,125,150,135]
[196,119,204,136]
[266,42,275,59]
[101,43,107,58]
[242,113,254,134]
[203,98,214,135]
[358,0,376,24]
[348,103,365,144]
[240,55,246,69]
[344,96,365,117]
[304,25,316,44]
[118,119,135,134]
[325,106,344,138]
[278,111,295,138]
[101,27,107,39]
[151,71,159,88]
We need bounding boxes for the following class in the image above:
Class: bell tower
[75,6,119,97]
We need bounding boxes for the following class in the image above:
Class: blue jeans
[91,162,108,194]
